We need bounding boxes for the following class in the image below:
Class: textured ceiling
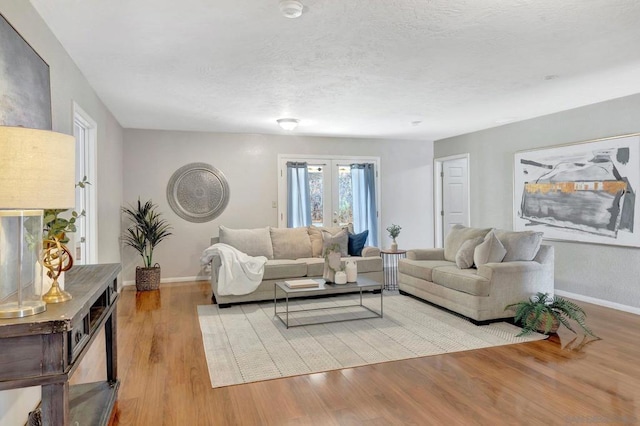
[30,0,640,140]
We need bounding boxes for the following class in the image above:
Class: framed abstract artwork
[0,13,52,130]
[514,134,640,247]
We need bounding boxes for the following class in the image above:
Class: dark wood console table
[0,263,121,425]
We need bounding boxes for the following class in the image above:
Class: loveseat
[209,225,383,307]
[398,225,554,322]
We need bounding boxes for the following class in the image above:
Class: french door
[307,160,355,227]
[278,155,380,230]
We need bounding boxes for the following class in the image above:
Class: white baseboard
[123,276,211,287]
[554,290,640,316]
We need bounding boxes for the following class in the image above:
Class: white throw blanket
[200,243,267,296]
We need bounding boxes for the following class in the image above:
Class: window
[72,102,97,264]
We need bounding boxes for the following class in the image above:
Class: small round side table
[380,249,407,291]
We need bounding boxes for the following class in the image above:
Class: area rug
[197,293,545,388]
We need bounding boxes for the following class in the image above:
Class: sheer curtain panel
[351,163,378,246]
[286,162,312,228]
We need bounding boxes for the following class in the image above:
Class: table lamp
[0,126,75,318]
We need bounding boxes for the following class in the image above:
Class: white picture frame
[513,134,640,247]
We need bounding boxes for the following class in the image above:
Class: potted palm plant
[505,292,599,338]
[122,199,172,291]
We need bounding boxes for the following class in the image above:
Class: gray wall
[435,93,640,310]
[0,1,124,424]
[123,129,434,282]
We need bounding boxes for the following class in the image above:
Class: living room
[1,0,640,424]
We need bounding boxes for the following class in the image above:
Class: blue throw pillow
[348,230,369,256]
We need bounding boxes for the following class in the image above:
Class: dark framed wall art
[0,13,52,130]
[514,133,640,247]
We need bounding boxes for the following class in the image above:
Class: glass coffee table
[274,276,383,328]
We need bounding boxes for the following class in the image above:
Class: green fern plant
[122,199,172,268]
[505,292,599,338]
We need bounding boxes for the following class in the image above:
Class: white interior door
[434,155,470,246]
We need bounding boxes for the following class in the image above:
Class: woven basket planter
[528,312,560,334]
[136,264,161,291]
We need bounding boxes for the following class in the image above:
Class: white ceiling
[31,0,640,141]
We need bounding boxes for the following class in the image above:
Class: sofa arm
[534,244,554,265]
[406,248,445,261]
[210,255,221,291]
[477,261,554,310]
[361,246,381,257]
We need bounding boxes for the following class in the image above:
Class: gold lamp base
[42,282,72,304]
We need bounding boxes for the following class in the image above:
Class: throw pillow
[493,229,543,262]
[348,230,369,256]
[455,237,484,269]
[307,226,324,257]
[322,229,349,256]
[444,225,492,261]
[270,227,313,260]
[317,224,354,235]
[473,232,507,266]
[219,226,274,259]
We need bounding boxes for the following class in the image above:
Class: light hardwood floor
[68,281,640,425]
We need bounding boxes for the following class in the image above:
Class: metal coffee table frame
[274,278,383,329]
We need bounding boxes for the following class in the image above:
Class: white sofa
[398,225,554,323]
[209,225,383,307]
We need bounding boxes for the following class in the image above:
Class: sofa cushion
[455,237,483,269]
[219,226,274,259]
[348,230,369,256]
[444,225,492,261]
[493,229,543,262]
[263,259,308,280]
[303,258,326,276]
[398,259,455,282]
[303,256,384,277]
[308,226,324,257]
[474,231,507,266]
[431,266,491,297]
[270,227,312,260]
[322,229,349,256]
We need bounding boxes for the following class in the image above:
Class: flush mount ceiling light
[277,118,299,131]
[279,0,303,18]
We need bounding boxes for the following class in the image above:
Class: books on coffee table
[284,279,320,289]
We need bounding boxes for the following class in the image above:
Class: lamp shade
[0,126,76,209]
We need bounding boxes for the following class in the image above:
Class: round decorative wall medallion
[166,163,230,223]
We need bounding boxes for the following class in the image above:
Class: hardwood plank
[105,281,640,425]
